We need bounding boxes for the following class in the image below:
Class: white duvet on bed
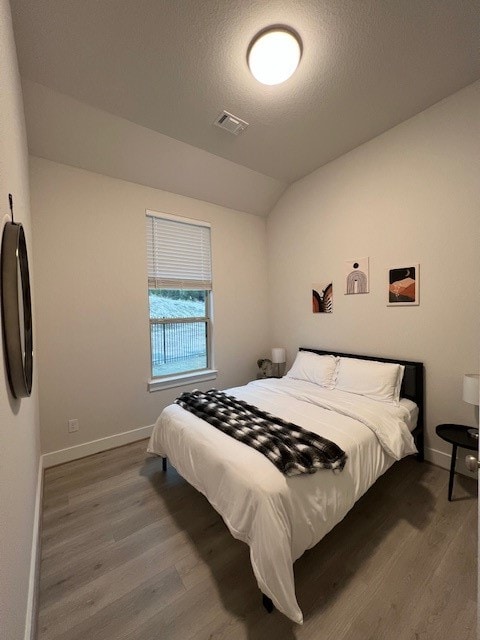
[147,378,417,624]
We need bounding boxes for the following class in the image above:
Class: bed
[147,348,424,624]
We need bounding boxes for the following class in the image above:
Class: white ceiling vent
[213,110,249,135]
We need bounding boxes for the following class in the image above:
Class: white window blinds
[146,213,212,290]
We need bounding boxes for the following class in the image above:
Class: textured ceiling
[10,0,480,183]
[22,80,286,217]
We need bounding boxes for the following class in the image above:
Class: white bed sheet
[147,378,417,624]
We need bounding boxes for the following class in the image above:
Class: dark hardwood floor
[38,440,477,640]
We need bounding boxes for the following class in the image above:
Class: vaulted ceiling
[10,1,480,201]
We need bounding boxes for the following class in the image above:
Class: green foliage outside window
[149,289,207,319]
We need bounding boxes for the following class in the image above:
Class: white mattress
[147,378,417,624]
[400,397,419,431]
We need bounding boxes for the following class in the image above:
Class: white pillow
[285,351,338,389]
[335,357,405,404]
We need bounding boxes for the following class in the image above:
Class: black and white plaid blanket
[175,389,347,477]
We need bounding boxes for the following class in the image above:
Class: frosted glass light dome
[248,29,302,85]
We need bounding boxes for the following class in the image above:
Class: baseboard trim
[24,456,43,640]
[42,434,478,474]
[425,445,477,480]
[42,424,155,468]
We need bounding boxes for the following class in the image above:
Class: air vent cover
[213,110,249,135]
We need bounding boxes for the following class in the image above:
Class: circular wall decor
[1,221,33,398]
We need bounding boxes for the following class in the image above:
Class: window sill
[148,369,218,392]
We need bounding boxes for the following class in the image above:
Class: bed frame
[161,348,425,616]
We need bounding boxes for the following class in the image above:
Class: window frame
[145,210,217,391]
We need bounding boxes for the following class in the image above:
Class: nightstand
[435,424,478,501]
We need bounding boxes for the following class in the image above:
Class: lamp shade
[271,347,286,364]
[463,373,479,405]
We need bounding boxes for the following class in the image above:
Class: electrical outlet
[68,419,79,433]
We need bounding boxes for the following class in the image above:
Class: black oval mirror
[1,221,33,398]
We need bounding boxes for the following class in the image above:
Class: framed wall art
[345,257,369,294]
[312,281,333,313]
[387,264,419,306]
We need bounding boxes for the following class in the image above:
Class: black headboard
[300,348,425,459]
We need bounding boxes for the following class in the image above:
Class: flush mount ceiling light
[248,27,302,86]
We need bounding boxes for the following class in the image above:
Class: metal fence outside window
[150,318,207,373]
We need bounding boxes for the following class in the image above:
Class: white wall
[0,1,41,639]
[30,158,270,455]
[267,81,480,468]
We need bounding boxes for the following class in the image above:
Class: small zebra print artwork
[312,283,333,313]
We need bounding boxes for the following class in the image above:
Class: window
[146,211,215,388]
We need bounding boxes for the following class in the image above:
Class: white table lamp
[463,373,479,439]
[271,347,286,378]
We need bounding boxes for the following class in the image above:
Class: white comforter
[147,378,417,624]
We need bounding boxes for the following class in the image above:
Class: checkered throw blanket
[175,389,347,476]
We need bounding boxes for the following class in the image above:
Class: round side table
[435,424,478,501]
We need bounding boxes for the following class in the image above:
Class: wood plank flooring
[38,440,477,640]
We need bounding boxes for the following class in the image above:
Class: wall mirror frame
[1,220,33,398]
